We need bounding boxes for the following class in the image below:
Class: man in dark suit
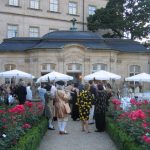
[15,81,27,104]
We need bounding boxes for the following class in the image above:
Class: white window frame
[92,63,107,72]
[88,5,96,15]
[68,2,77,15]
[129,65,141,85]
[9,0,19,6]
[30,0,40,9]
[4,64,16,84]
[29,26,39,37]
[129,65,141,76]
[67,63,82,72]
[50,0,58,12]
[4,64,16,71]
[41,63,56,72]
[7,24,18,38]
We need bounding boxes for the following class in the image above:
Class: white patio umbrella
[36,71,73,83]
[0,69,34,79]
[0,69,35,79]
[125,73,150,82]
[84,70,121,81]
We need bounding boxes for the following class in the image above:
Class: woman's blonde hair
[57,90,64,98]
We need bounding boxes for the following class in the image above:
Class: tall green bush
[10,117,48,150]
[106,117,145,150]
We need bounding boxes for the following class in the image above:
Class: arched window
[4,64,16,71]
[67,63,82,72]
[41,63,56,72]
[129,65,141,76]
[92,63,107,72]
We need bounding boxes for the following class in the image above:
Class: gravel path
[37,118,117,150]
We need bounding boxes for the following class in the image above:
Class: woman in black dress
[94,84,109,132]
[71,83,79,121]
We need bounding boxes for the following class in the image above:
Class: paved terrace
[38,117,117,150]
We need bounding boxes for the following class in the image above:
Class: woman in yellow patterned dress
[77,83,94,133]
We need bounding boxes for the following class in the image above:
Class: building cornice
[0,11,87,25]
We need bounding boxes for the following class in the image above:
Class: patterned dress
[94,90,109,131]
[77,90,94,121]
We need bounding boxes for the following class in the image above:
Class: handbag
[63,102,71,114]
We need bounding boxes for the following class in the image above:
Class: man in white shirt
[51,85,57,97]
[38,84,46,105]
[26,83,32,101]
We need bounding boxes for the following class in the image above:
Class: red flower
[137,109,146,120]
[118,112,129,119]
[8,105,25,114]
[142,122,148,128]
[130,98,137,105]
[2,125,7,129]
[128,111,137,120]
[142,100,149,105]
[142,135,150,143]
[25,101,33,107]
[112,99,121,105]
[2,118,7,123]
[136,101,143,106]
[0,110,5,114]
[128,109,146,121]
[22,123,31,129]
[37,104,44,110]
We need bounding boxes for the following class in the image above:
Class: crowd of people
[0,81,32,105]
[36,80,113,134]
[0,78,143,135]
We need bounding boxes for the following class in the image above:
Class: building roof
[43,31,103,40]
[0,31,149,53]
[0,38,41,52]
[104,39,148,52]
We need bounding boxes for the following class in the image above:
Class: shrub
[107,98,150,150]
[10,117,48,150]
[106,117,144,150]
[0,101,45,149]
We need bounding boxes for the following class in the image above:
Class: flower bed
[106,117,144,150]
[106,98,150,150]
[10,117,48,150]
[0,101,46,150]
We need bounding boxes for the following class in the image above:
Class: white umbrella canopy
[0,69,35,79]
[84,70,121,81]
[125,73,150,82]
[37,71,73,83]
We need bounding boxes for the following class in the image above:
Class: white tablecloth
[120,92,150,111]
[120,97,131,111]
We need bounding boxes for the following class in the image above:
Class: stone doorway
[67,72,82,83]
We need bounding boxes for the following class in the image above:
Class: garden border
[106,117,145,150]
[10,117,48,150]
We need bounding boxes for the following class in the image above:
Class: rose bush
[109,98,150,150]
[0,101,44,150]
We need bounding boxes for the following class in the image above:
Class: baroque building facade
[0,31,149,85]
[0,0,107,43]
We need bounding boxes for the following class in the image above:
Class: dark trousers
[71,103,79,121]
[95,112,106,131]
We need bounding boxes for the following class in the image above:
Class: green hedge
[106,117,145,150]
[10,117,48,150]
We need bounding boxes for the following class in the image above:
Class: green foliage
[10,117,48,150]
[0,102,45,150]
[87,0,150,40]
[106,117,145,150]
[108,99,150,150]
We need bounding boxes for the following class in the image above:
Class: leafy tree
[87,0,150,40]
